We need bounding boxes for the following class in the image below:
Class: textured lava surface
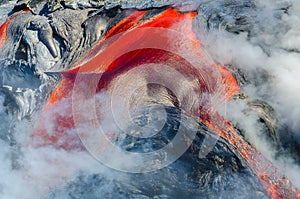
[0,1,299,199]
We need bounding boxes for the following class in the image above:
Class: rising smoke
[193,0,300,188]
[0,0,300,198]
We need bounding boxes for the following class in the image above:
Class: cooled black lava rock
[48,106,269,199]
[0,1,298,198]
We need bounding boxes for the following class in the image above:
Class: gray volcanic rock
[0,0,296,161]
[0,0,298,198]
[47,106,269,199]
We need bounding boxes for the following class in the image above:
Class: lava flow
[0,8,30,48]
[31,8,300,198]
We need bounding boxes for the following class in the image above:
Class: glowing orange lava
[0,9,30,48]
[31,8,299,198]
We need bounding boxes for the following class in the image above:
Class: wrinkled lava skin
[34,8,239,150]
[0,8,31,47]
[1,5,299,199]
[35,8,299,198]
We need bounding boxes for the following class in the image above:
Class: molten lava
[0,9,30,48]
[28,7,299,198]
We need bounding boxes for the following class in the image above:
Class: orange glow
[32,8,299,198]
[203,113,300,198]
[0,9,30,48]
[69,9,198,73]
[105,10,147,38]
[48,77,74,105]
[0,19,10,48]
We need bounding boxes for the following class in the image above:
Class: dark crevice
[9,3,28,15]
[15,39,29,62]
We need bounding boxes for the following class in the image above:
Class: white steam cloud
[194,0,300,188]
[0,0,300,198]
[0,89,140,198]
